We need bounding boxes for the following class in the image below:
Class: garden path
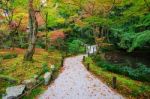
[39,55,123,99]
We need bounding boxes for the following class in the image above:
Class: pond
[105,50,150,68]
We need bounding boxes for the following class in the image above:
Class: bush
[48,46,56,52]
[0,53,18,59]
[94,56,150,82]
[68,39,85,54]
[42,62,49,73]
[36,39,45,49]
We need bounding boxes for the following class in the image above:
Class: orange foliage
[35,12,45,26]
[50,30,65,42]
[49,30,65,48]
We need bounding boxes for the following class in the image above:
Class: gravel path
[39,55,124,99]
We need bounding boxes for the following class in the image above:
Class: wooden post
[61,56,64,67]
[83,56,85,62]
[51,74,54,81]
[87,63,90,71]
[112,77,117,89]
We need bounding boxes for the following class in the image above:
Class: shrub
[0,53,18,59]
[50,30,65,50]
[41,62,49,73]
[48,46,56,52]
[68,39,85,54]
[36,40,45,49]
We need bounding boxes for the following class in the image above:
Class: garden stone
[44,72,52,85]
[7,96,16,99]
[22,78,36,89]
[2,85,25,99]
[51,65,55,71]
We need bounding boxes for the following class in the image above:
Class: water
[105,50,150,68]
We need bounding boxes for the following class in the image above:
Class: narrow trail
[39,55,124,99]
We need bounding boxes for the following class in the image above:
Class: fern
[128,30,150,52]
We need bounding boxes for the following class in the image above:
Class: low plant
[41,62,49,73]
[48,46,56,52]
[0,53,18,59]
[68,39,85,54]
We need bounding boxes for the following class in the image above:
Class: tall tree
[24,0,38,61]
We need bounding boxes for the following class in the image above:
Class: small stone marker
[51,65,55,71]
[22,78,36,89]
[44,72,52,85]
[2,85,25,99]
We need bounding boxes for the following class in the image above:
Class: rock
[51,65,55,71]
[22,78,36,89]
[44,72,52,85]
[2,85,25,99]
[7,96,16,99]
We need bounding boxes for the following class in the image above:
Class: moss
[0,53,18,59]
[0,80,18,94]
[0,49,62,95]
[84,57,150,99]
[22,51,62,99]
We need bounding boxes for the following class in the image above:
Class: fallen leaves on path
[39,55,124,99]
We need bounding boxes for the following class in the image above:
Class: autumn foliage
[50,30,65,42]
[50,30,65,48]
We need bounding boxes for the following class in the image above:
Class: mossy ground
[84,57,150,99]
[0,48,62,95]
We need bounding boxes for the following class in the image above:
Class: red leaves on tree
[50,30,65,42]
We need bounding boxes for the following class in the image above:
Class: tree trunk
[105,27,110,42]
[45,12,48,50]
[24,0,38,61]
[92,24,97,44]
[101,27,104,37]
